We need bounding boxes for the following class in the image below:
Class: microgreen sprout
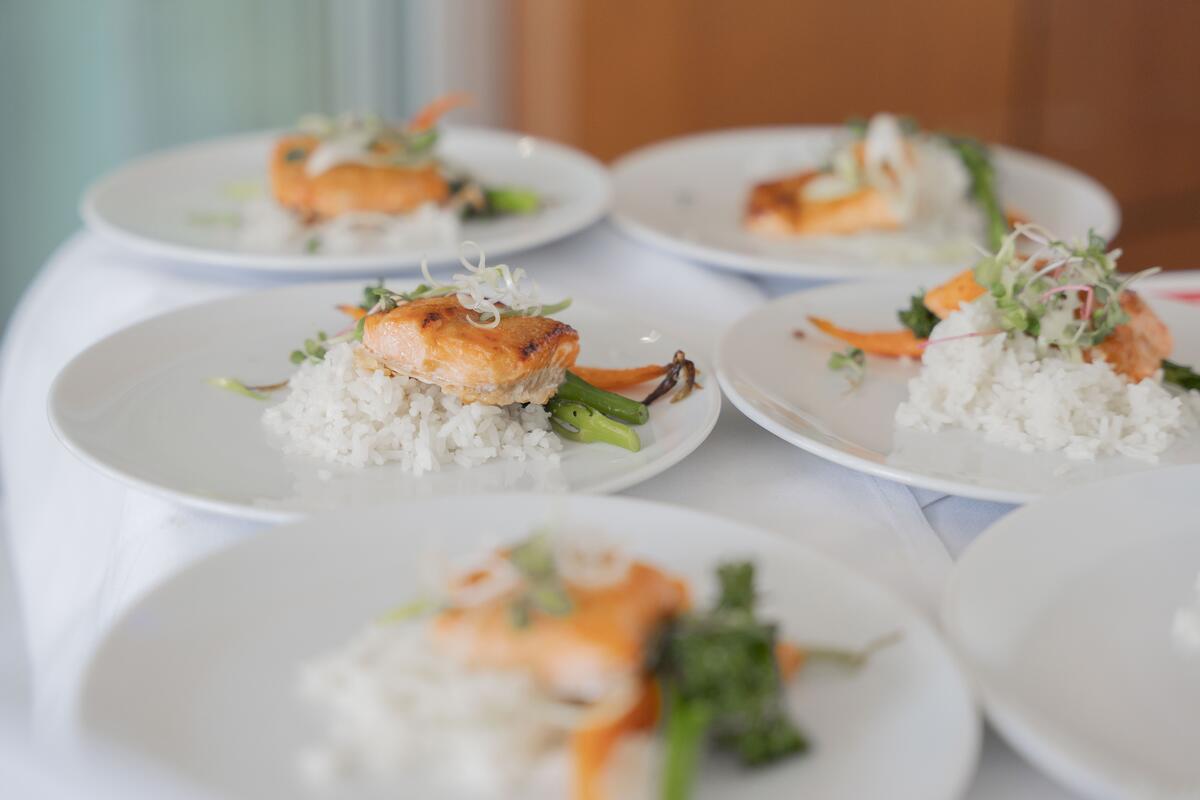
[828,347,866,389]
[972,224,1160,357]
[359,242,570,329]
[207,376,289,400]
[505,532,574,628]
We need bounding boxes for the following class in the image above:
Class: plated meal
[809,224,1200,463]
[78,494,980,800]
[611,118,1117,278]
[49,259,720,519]
[81,114,610,273]
[716,231,1200,502]
[299,531,862,799]
[745,113,1012,250]
[241,95,539,255]
[215,245,699,475]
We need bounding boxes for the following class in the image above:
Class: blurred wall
[513,0,1200,271]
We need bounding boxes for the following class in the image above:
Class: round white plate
[943,464,1200,798]
[48,282,718,521]
[612,127,1119,279]
[79,493,980,800]
[82,127,610,273]
[716,277,1200,503]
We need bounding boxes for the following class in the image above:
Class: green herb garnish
[505,532,574,628]
[284,147,308,162]
[972,226,1147,355]
[304,236,321,254]
[651,562,808,800]
[828,347,866,388]
[898,291,938,339]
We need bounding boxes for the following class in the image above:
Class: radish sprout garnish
[972,224,1149,356]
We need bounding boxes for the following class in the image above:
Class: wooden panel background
[513,0,1200,270]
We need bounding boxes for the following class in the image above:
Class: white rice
[297,620,659,798]
[297,622,569,795]
[236,197,460,255]
[263,342,561,474]
[895,297,1197,462]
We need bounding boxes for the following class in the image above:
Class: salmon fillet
[361,296,580,405]
[1088,291,1173,381]
[745,170,901,236]
[270,134,449,219]
[432,561,689,702]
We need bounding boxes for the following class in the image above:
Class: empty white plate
[82,127,610,273]
[716,277,1200,503]
[612,127,1118,279]
[48,282,718,521]
[79,493,980,800]
[943,464,1200,798]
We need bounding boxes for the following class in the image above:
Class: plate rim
[610,124,1121,279]
[940,463,1200,798]
[80,125,613,274]
[715,273,1200,505]
[46,282,721,522]
[78,490,983,800]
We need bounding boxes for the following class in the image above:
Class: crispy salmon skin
[361,296,580,405]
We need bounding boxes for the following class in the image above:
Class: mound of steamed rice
[895,297,1197,462]
[297,620,656,796]
[263,342,561,473]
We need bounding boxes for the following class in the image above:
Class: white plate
[48,282,718,521]
[943,465,1200,798]
[79,493,980,800]
[716,277,1200,503]
[82,127,610,273]
[612,127,1119,279]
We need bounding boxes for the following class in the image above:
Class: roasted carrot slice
[807,316,925,358]
[572,680,661,800]
[923,268,985,320]
[408,92,472,131]
[570,364,669,391]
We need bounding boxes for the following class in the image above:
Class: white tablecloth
[0,223,1075,798]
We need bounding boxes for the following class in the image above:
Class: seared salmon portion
[270,134,449,219]
[432,561,689,702]
[361,296,580,405]
[1088,291,1173,381]
[745,170,901,236]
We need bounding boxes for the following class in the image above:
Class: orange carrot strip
[572,680,661,800]
[408,92,472,131]
[808,316,925,358]
[337,304,368,321]
[923,268,985,320]
[570,364,669,391]
[776,641,807,682]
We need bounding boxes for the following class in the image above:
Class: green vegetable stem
[547,398,642,452]
[557,371,650,425]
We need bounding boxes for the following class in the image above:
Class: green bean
[557,372,649,425]
[547,398,641,452]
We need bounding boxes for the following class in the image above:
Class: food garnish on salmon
[809,224,1188,386]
